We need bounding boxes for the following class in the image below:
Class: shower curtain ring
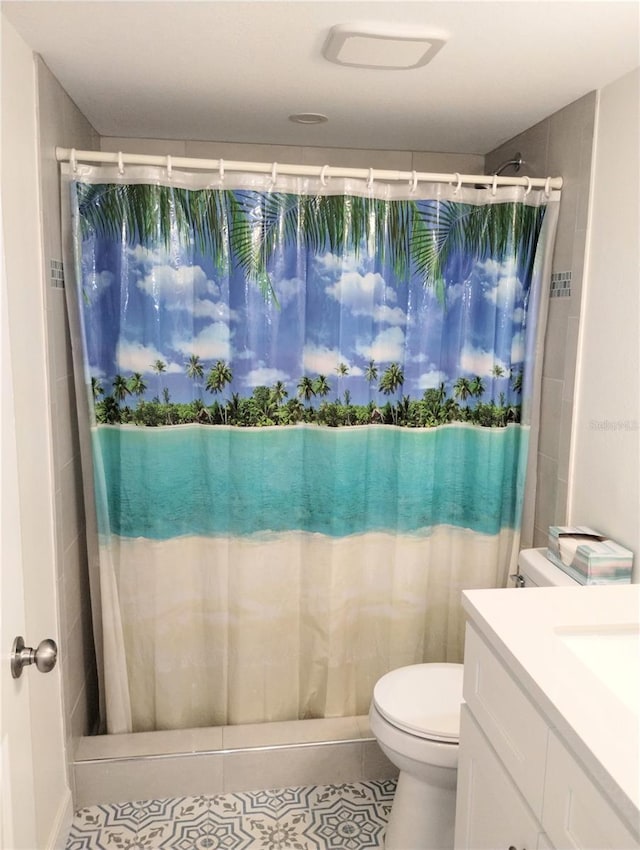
[166,155,172,179]
[544,176,551,197]
[367,168,374,191]
[70,148,78,174]
[409,170,418,193]
[320,165,329,187]
[453,172,462,195]
[491,174,498,196]
[118,151,124,176]
[219,159,224,182]
[270,162,278,188]
[524,176,532,197]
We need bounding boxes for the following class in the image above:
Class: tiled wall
[100,135,485,177]
[36,58,101,768]
[569,69,640,562]
[72,716,396,808]
[486,93,596,548]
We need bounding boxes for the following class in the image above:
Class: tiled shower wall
[99,136,484,183]
[36,58,101,766]
[486,92,597,548]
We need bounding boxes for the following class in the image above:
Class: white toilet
[369,548,579,850]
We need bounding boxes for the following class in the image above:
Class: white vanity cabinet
[454,622,640,850]
[455,704,545,849]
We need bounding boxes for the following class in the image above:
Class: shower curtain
[62,163,559,734]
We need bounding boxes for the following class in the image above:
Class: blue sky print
[76,184,544,427]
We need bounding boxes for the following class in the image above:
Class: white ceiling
[3,0,639,154]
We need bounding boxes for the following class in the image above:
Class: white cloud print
[460,344,509,377]
[244,366,290,386]
[315,251,361,276]
[274,277,303,309]
[479,258,523,308]
[325,271,407,325]
[511,331,525,363]
[116,339,182,374]
[132,243,220,312]
[356,327,405,363]
[303,345,363,376]
[325,271,407,326]
[128,245,170,266]
[193,299,237,322]
[416,369,448,390]
[138,263,210,303]
[86,270,114,299]
[173,322,231,361]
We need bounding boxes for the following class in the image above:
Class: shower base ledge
[72,715,397,809]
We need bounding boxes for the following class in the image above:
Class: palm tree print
[379,363,404,424]
[297,376,316,403]
[91,376,104,402]
[77,182,546,302]
[314,375,331,400]
[112,374,132,406]
[379,363,404,397]
[365,360,378,385]
[76,178,543,432]
[186,354,204,398]
[271,381,288,407]
[453,377,473,404]
[77,182,274,298]
[206,360,233,423]
[152,359,167,399]
[469,376,485,400]
[186,354,204,382]
[128,372,147,398]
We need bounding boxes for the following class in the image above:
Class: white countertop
[462,584,640,831]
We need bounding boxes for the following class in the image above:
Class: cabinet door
[455,706,543,850]
[463,624,548,817]
[543,731,639,850]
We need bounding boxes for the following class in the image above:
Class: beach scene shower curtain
[63,164,559,733]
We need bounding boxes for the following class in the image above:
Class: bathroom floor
[65,778,396,849]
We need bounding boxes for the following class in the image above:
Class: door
[1,15,70,848]
[1,230,38,847]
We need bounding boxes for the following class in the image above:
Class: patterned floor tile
[304,797,387,850]
[66,779,397,850]
[153,806,263,849]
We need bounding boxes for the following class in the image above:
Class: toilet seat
[372,663,463,743]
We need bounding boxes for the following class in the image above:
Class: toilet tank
[516,547,580,587]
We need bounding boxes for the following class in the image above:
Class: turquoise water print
[94,423,528,539]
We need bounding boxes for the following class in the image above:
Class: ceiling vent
[322,23,448,70]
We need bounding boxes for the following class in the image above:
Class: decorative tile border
[50,258,65,288]
[550,270,571,298]
[66,779,396,849]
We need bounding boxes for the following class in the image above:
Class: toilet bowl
[370,549,581,848]
[369,662,463,850]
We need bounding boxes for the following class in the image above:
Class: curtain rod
[55,147,563,190]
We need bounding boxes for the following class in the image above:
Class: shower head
[475,152,524,189]
[494,153,524,176]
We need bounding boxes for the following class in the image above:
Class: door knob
[11,636,58,678]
